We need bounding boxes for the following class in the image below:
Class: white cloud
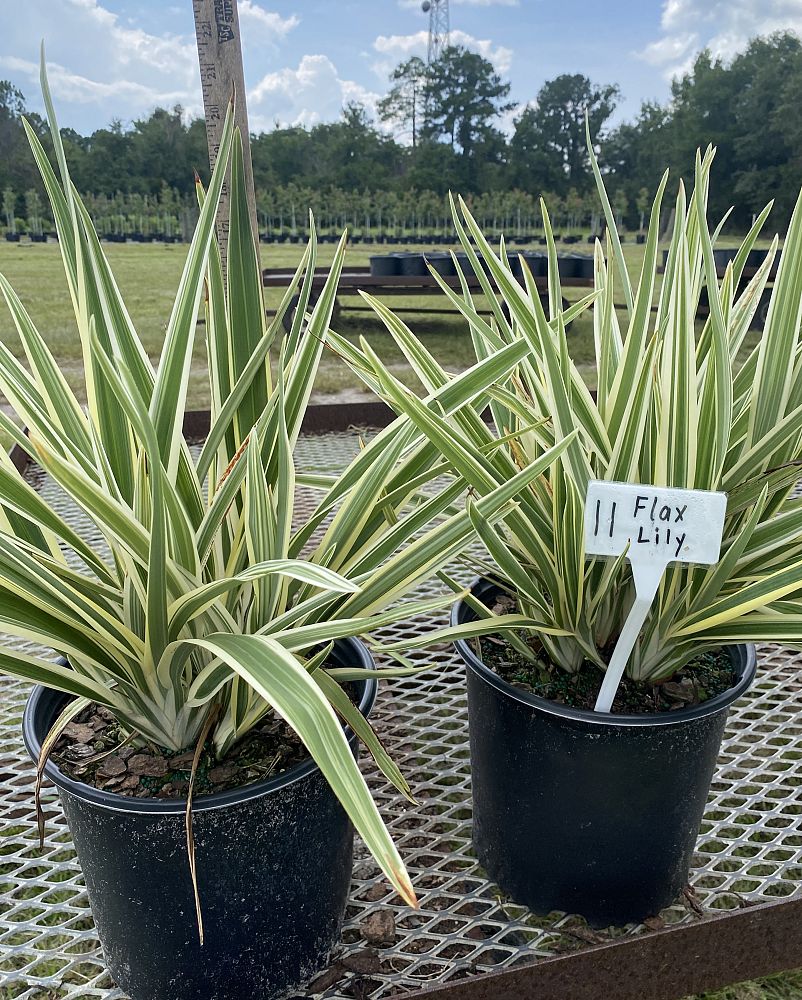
[0,0,201,124]
[0,0,300,130]
[2,0,512,137]
[372,28,513,78]
[248,54,380,129]
[238,1,299,38]
[641,0,802,79]
[0,55,191,108]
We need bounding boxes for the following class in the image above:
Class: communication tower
[420,0,450,64]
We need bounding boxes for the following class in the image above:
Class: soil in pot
[476,595,735,714]
[453,578,756,928]
[50,683,359,800]
[24,639,377,1000]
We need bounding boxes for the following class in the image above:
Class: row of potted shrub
[369,250,596,280]
[5,231,50,242]
[5,70,802,1000]
[266,232,635,246]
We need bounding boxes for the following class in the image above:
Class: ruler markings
[192,0,259,278]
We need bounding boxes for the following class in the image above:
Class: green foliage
[23,190,42,235]
[421,46,514,158]
[0,59,570,905]
[511,74,620,195]
[610,31,802,228]
[2,187,15,233]
[3,30,800,229]
[377,56,428,148]
[341,139,802,685]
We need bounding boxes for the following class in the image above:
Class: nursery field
[0,235,774,413]
[0,232,779,415]
[0,236,632,408]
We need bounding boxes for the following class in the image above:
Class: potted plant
[3,63,570,999]
[336,143,800,928]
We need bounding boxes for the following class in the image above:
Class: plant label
[585,481,726,565]
[583,481,727,713]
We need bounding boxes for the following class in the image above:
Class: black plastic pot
[23,638,377,1000]
[557,254,580,279]
[453,251,478,278]
[5,232,20,242]
[713,247,739,269]
[370,254,400,277]
[424,251,456,277]
[522,251,547,278]
[396,252,427,276]
[451,578,756,927]
[573,253,594,280]
[508,254,524,279]
[747,248,768,270]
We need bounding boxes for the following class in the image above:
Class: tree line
[1,30,800,237]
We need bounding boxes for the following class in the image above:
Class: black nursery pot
[396,252,428,276]
[713,247,739,269]
[370,253,399,277]
[454,251,477,278]
[573,254,594,279]
[522,251,547,278]
[451,579,757,927]
[424,251,457,277]
[23,637,377,1000]
[556,254,580,279]
[747,248,768,270]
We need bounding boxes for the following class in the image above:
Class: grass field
[0,231,773,411]
[0,235,799,1000]
[0,235,626,409]
[695,973,802,1000]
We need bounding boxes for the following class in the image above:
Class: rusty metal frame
[398,898,802,999]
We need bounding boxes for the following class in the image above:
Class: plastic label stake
[584,480,727,713]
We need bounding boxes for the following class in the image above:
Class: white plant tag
[584,481,727,713]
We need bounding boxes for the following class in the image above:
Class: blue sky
[1,0,801,136]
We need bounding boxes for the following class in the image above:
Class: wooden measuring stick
[584,480,727,713]
[191,0,259,275]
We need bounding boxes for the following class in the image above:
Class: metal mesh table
[1,431,802,999]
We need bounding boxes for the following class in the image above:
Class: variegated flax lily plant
[336,134,802,688]
[0,59,573,909]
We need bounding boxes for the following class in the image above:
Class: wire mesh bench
[1,419,802,1000]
